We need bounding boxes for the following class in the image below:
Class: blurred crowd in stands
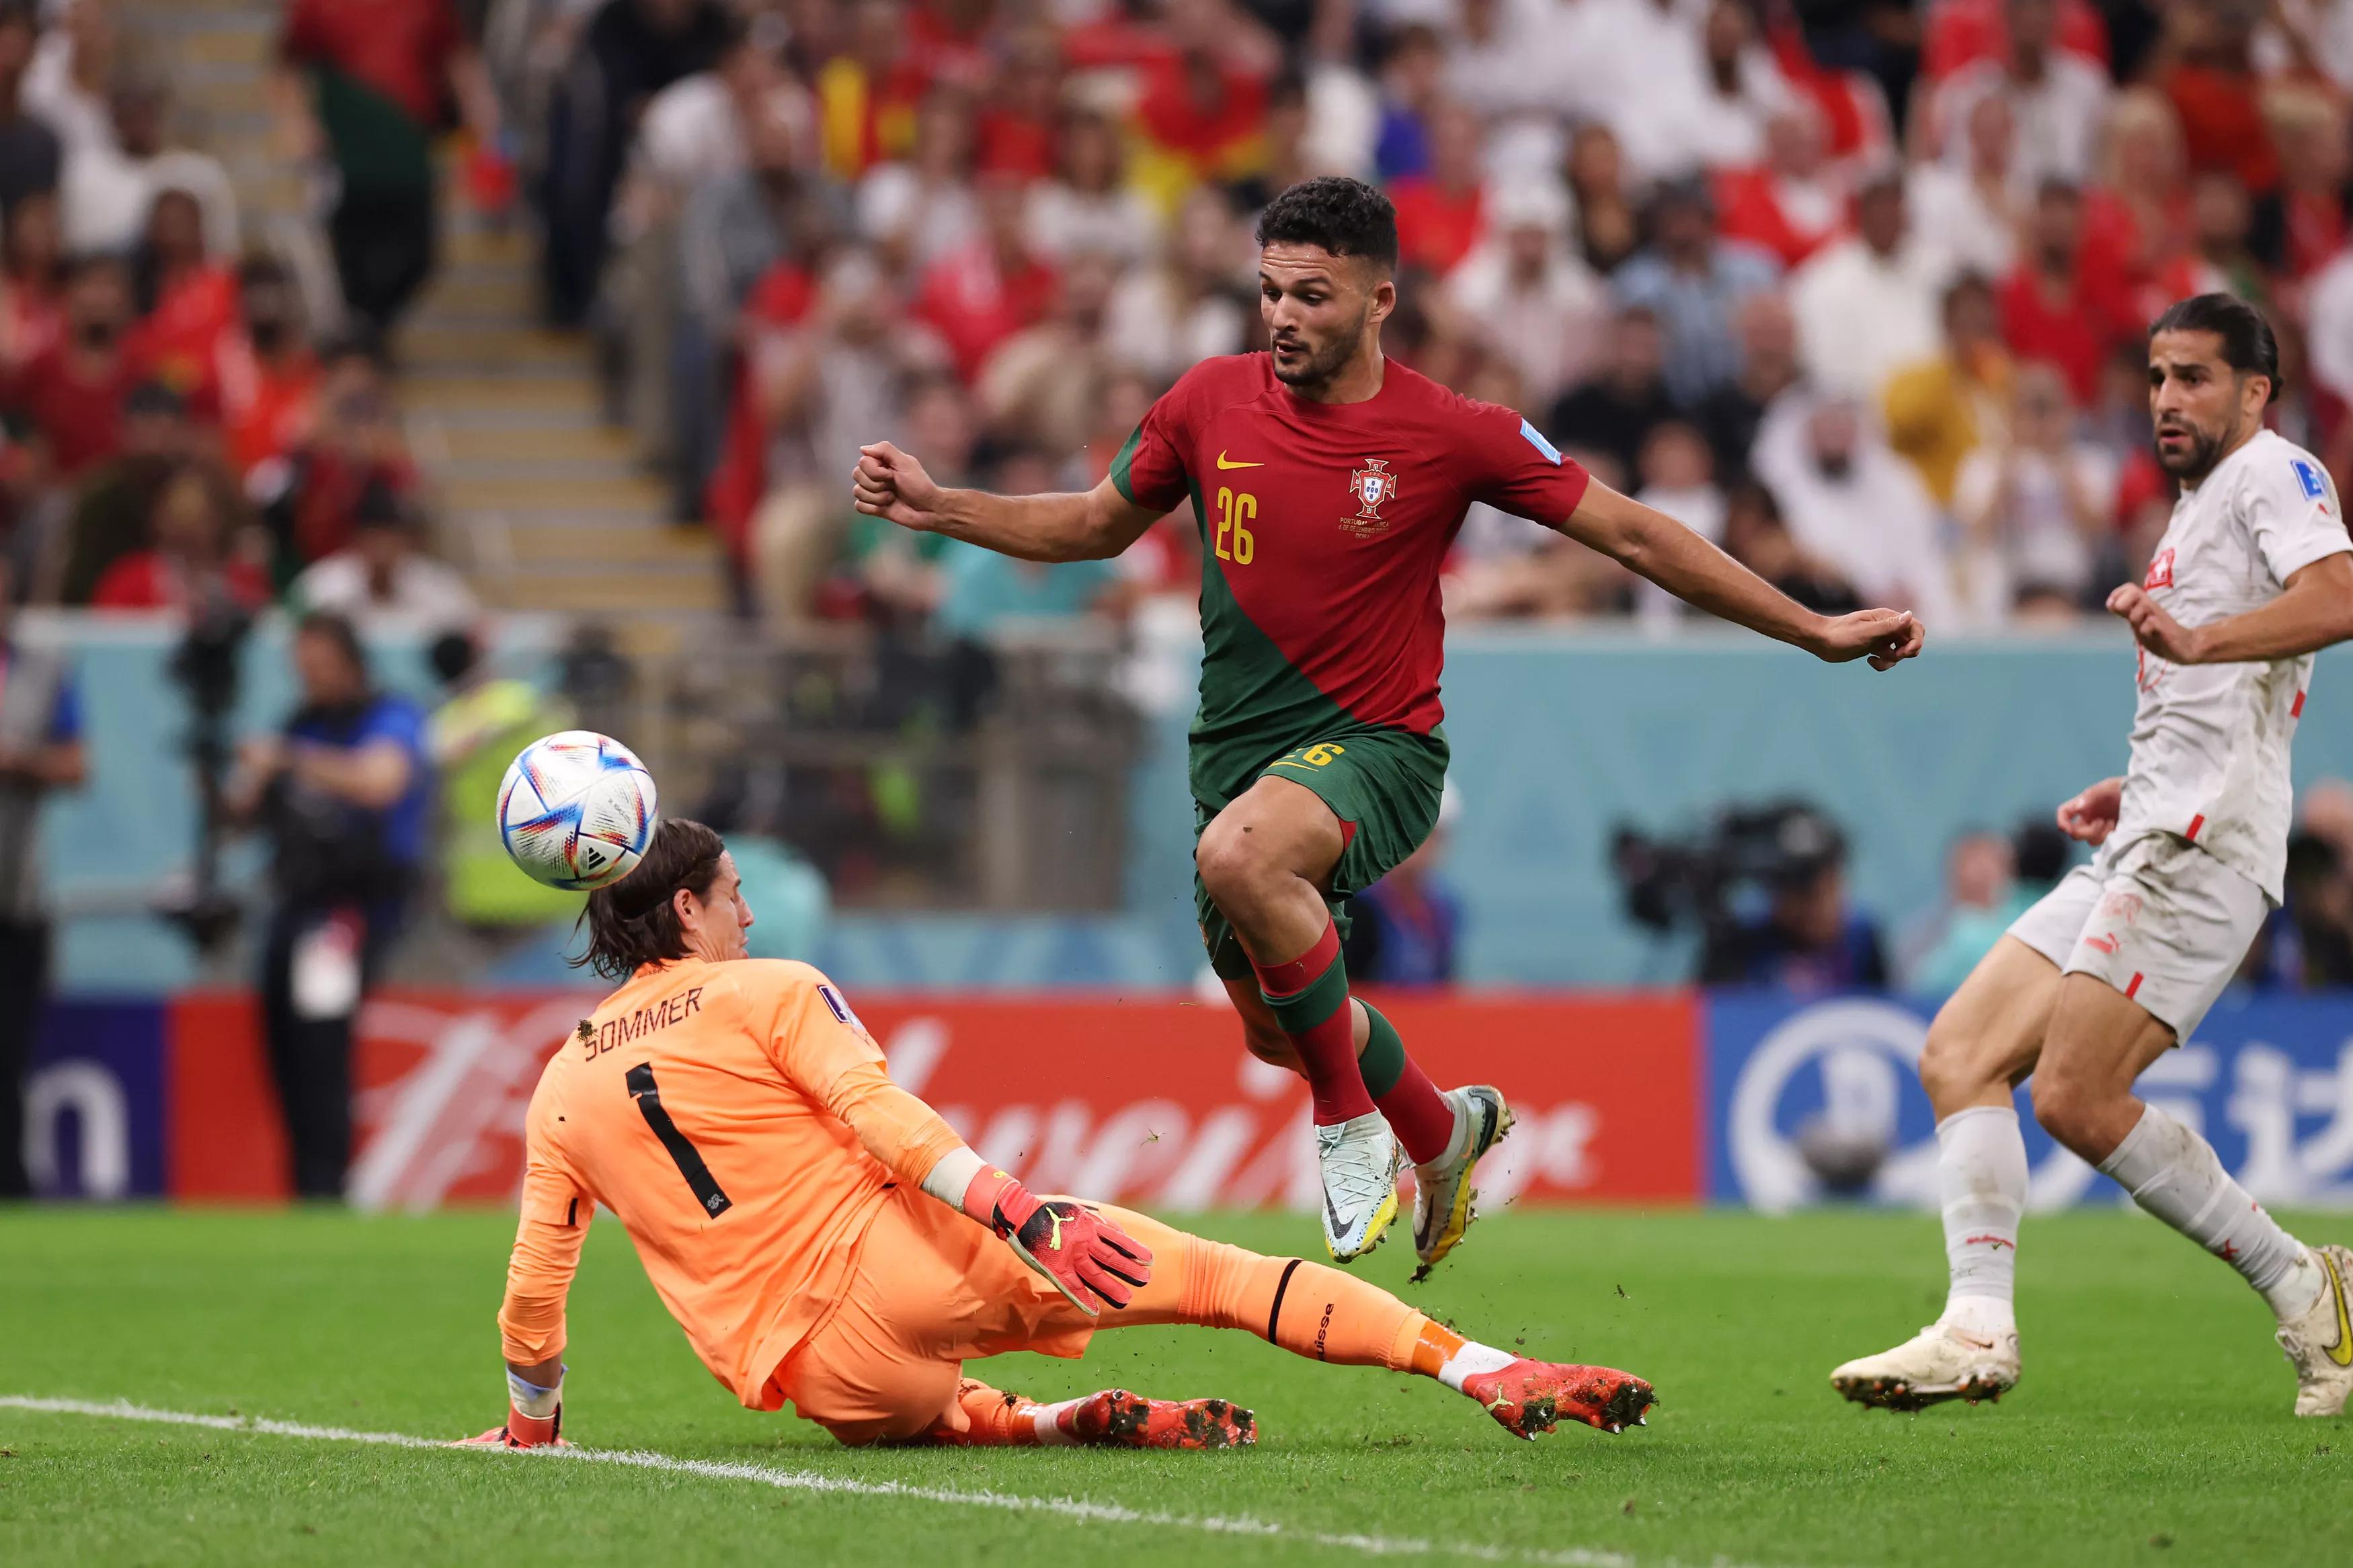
[495,0,2353,634]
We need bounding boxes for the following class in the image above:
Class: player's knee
[1917,1023,1989,1112]
[2028,1068,2099,1153]
[1195,816,1277,907]
[1242,1020,1301,1071]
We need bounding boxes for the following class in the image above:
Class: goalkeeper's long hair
[573,818,729,981]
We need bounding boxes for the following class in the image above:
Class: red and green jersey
[1111,352,1592,800]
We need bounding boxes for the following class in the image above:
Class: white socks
[2098,1105,2323,1321]
[1027,1397,1083,1444]
[1435,1339,1517,1393]
[1936,1106,2026,1338]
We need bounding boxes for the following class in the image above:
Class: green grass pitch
[2,1205,2346,1567]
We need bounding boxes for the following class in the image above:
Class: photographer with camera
[0,556,83,1198]
[1615,801,1888,993]
[225,612,430,1199]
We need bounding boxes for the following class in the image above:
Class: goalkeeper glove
[961,1169,1153,1316]
[454,1367,568,1448]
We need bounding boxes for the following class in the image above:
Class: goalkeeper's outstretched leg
[785,1189,1655,1447]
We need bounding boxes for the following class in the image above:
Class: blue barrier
[1704,989,2353,1211]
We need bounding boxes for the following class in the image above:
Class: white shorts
[2005,831,2270,1040]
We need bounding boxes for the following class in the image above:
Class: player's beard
[2153,418,2227,483]
[1271,309,1370,394]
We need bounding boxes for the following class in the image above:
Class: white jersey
[2116,429,2352,901]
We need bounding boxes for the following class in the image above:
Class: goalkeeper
[463,818,1655,1451]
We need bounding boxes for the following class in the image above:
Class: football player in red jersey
[852,176,1926,1267]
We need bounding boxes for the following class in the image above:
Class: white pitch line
[0,1394,1763,1568]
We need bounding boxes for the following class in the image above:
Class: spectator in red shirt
[1388,99,1486,278]
[1714,103,1847,270]
[129,189,237,415]
[912,172,1057,381]
[278,0,502,336]
[90,463,270,615]
[973,24,1060,179]
[218,257,321,483]
[0,185,59,382]
[260,339,420,571]
[1132,14,1267,202]
[1997,179,2137,403]
[2154,0,2279,194]
[12,254,145,481]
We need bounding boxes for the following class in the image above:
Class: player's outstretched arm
[2108,552,2353,665]
[1558,480,1925,670]
[458,1206,587,1448]
[850,441,1164,563]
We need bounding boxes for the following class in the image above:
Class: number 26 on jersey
[1213,487,1255,565]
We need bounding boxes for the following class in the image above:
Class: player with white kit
[1833,294,2353,1417]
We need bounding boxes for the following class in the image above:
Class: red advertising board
[165,989,1701,1209]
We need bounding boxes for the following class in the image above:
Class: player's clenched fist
[2106,582,2205,664]
[850,441,943,532]
[963,1167,1153,1316]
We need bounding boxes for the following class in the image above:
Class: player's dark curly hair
[1255,175,1398,274]
[574,818,729,981]
[2150,292,2280,404]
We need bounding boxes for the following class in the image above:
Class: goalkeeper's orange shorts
[777,1183,1114,1446]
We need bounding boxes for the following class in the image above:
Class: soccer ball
[497,731,660,891]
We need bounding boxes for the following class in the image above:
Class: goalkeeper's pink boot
[1062,1389,1257,1449]
[1459,1359,1656,1440]
[454,1407,567,1448]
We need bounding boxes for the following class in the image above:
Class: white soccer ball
[497,730,660,891]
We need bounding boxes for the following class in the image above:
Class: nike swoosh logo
[2325,1252,2352,1367]
[1215,452,1263,470]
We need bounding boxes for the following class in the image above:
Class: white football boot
[1316,1111,1402,1262]
[1410,1085,1515,1277]
[2276,1244,2353,1417]
[1830,1322,2020,1411]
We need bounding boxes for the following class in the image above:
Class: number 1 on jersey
[1214,487,1256,565]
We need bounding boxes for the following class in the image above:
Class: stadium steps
[122,0,731,630]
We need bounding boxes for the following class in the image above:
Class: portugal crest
[1344,458,1397,537]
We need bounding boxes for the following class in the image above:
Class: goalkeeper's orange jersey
[496,957,968,1409]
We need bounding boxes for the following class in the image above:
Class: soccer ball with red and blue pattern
[497,731,660,891]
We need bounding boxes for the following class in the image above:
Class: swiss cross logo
[1343,458,1398,538]
[2145,548,2175,589]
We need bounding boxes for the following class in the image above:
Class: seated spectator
[746,251,945,626]
[1752,390,1958,626]
[289,481,477,634]
[426,627,580,934]
[1996,177,2136,403]
[1883,272,2011,505]
[52,377,195,603]
[1370,24,1445,182]
[1387,99,1486,278]
[2189,167,2266,303]
[1908,91,2024,282]
[0,3,60,213]
[1714,101,1847,270]
[1719,479,1864,614]
[828,376,978,627]
[0,185,60,380]
[1546,304,1678,483]
[1562,121,1639,276]
[1689,289,1800,483]
[934,448,1119,641]
[2158,0,2278,194]
[1698,804,1888,992]
[912,171,1059,382]
[856,86,981,274]
[1222,67,1310,219]
[88,462,269,614]
[1129,7,1270,211]
[128,188,237,411]
[1341,782,1462,988]
[61,64,240,259]
[1789,167,1950,401]
[1441,179,1605,411]
[1899,828,2028,993]
[977,250,1118,458]
[218,257,320,483]
[1952,360,2116,621]
[1101,185,1251,382]
[1027,105,1160,266]
[2264,82,2348,282]
[1630,421,1726,626]
[13,254,144,482]
[813,0,928,181]
[1613,175,1782,403]
[260,338,420,574]
[1928,0,2111,187]
[1652,0,1796,179]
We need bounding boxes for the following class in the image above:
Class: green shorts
[1191,726,1449,981]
